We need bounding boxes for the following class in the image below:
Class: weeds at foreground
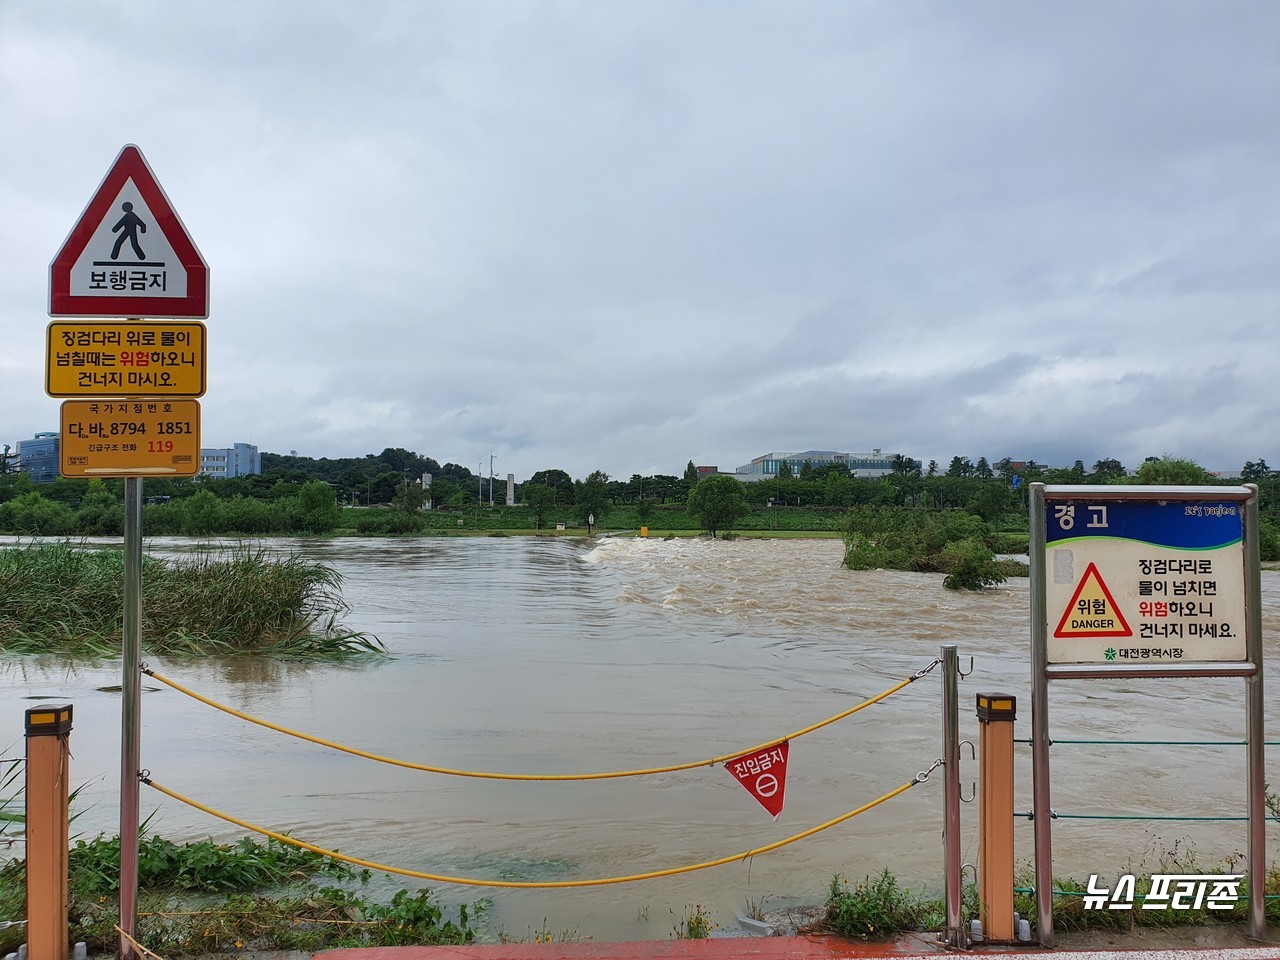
[822,870,945,940]
[671,902,715,939]
[82,887,477,955]
[498,919,587,944]
[742,895,768,921]
[1013,838,1280,932]
[0,765,476,954]
[820,843,1280,943]
[0,829,477,955]
[0,541,382,659]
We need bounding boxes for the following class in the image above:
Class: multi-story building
[733,449,902,481]
[17,432,60,484]
[199,443,260,479]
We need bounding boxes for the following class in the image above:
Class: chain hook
[912,657,944,680]
[914,757,945,784]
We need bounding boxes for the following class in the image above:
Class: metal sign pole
[1244,486,1266,939]
[119,476,143,960]
[941,644,964,947]
[1028,483,1054,946]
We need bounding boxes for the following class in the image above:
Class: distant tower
[506,473,515,506]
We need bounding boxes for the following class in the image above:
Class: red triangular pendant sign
[726,741,789,820]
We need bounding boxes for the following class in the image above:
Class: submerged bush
[841,507,1026,590]
[353,509,426,535]
[0,541,380,658]
[939,537,1009,590]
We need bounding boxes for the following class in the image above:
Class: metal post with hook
[959,739,977,803]
[941,644,968,948]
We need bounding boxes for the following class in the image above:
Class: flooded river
[4,535,1278,940]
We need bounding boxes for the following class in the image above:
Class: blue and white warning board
[1044,498,1246,664]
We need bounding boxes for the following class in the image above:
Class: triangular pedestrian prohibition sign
[726,741,789,820]
[1053,562,1133,638]
[49,144,208,318]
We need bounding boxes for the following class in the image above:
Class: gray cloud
[3,1,1278,480]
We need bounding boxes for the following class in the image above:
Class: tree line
[0,449,1276,556]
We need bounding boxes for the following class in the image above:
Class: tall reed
[0,542,380,658]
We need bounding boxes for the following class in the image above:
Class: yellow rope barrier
[143,667,928,780]
[116,924,168,960]
[142,775,919,889]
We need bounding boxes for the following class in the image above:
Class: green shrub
[940,537,1008,590]
[0,492,77,535]
[825,870,925,939]
[290,480,342,533]
[841,507,1021,589]
[354,509,425,534]
[988,531,1029,554]
[1259,521,1280,562]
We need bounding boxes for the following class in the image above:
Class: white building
[733,449,904,480]
[199,443,260,478]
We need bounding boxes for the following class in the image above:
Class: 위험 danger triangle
[1054,562,1132,638]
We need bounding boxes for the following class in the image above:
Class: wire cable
[1015,738,1278,747]
[142,774,921,889]
[116,925,167,960]
[1018,811,1280,822]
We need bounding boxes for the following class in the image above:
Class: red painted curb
[316,935,941,960]
[314,936,1280,960]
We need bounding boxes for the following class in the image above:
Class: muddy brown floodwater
[4,536,1277,942]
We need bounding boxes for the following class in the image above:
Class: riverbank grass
[820,856,1280,942]
[0,827,476,955]
[0,541,381,658]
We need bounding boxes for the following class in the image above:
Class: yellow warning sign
[1054,562,1133,638]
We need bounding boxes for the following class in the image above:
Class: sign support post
[1029,486,1053,945]
[1244,488,1266,937]
[941,643,964,948]
[118,476,143,958]
[1030,483,1265,945]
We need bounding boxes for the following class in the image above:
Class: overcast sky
[3,2,1278,481]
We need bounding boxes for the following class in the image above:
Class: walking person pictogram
[110,201,147,260]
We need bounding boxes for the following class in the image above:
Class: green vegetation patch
[0,763,474,955]
[821,854,1280,943]
[0,827,475,955]
[823,870,945,939]
[0,541,381,658]
[841,507,1027,590]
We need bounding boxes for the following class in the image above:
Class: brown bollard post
[25,704,73,960]
[977,693,1016,942]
